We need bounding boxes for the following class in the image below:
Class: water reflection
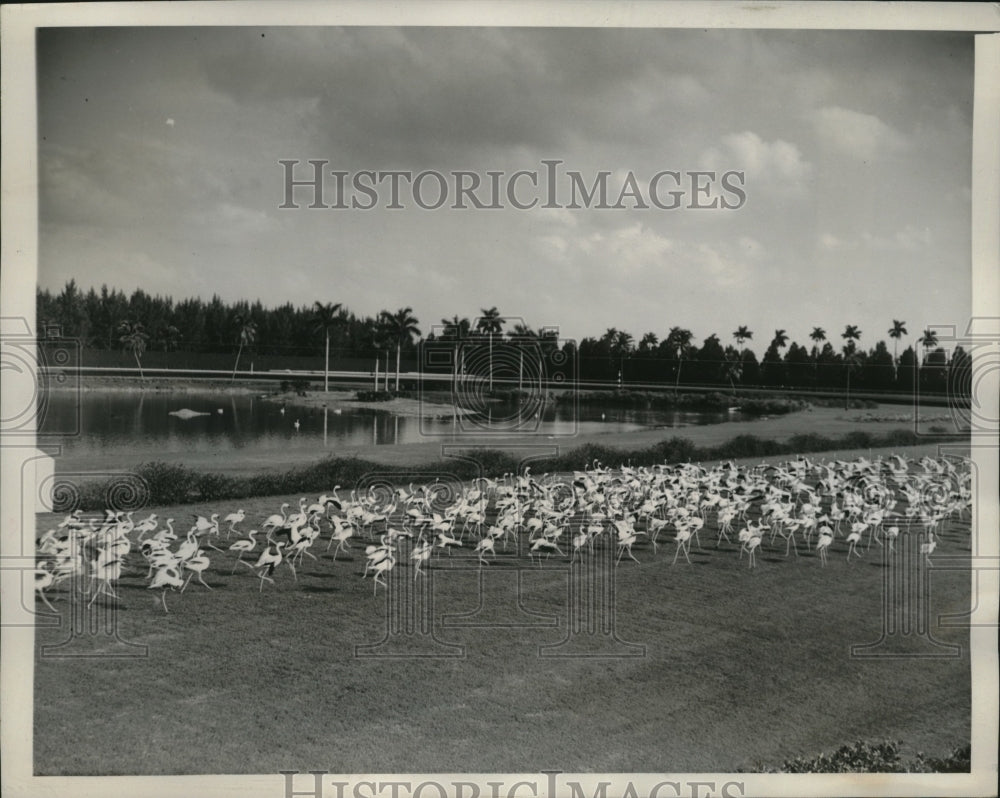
[38,390,741,459]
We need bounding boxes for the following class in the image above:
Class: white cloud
[701,131,811,193]
[821,225,932,253]
[812,105,907,160]
[818,232,846,250]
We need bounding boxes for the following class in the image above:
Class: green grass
[34,485,971,775]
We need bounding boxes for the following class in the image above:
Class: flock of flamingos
[35,453,972,613]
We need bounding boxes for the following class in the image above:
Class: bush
[63,425,966,511]
[910,743,971,773]
[276,378,312,395]
[355,390,396,402]
[779,740,906,773]
[135,461,198,505]
[743,740,971,773]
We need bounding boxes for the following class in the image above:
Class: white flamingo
[228,530,259,573]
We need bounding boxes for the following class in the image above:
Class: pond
[37,390,744,458]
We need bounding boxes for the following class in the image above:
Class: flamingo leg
[37,591,58,614]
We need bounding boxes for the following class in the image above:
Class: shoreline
[46,403,965,478]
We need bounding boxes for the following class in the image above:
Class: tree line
[37,281,967,395]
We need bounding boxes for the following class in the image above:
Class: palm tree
[313,301,343,392]
[665,326,694,395]
[231,315,257,383]
[808,327,827,387]
[918,328,939,365]
[507,323,537,392]
[809,327,827,355]
[888,319,907,380]
[841,324,862,356]
[844,350,863,410]
[722,355,743,397]
[638,332,659,353]
[476,307,504,391]
[371,324,392,392]
[611,330,634,386]
[380,307,421,391]
[441,315,471,391]
[118,321,149,380]
[771,329,789,351]
[732,325,753,356]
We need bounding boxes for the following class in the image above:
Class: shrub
[842,430,875,449]
[910,743,971,773]
[779,740,906,773]
[355,390,396,402]
[135,461,198,505]
[743,740,971,773]
[63,424,967,511]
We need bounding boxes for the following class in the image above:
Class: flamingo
[262,503,290,531]
[435,531,462,554]
[815,527,834,566]
[88,555,123,607]
[672,527,693,566]
[228,530,259,573]
[616,528,643,565]
[148,565,185,612]
[920,536,937,567]
[287,535,317,570]
[745,535,762,569]
[845,529,863,560]
[530,538,563,563]
[369,552,396,593]
[133,513,159,540]
[223,509,246,537]
[244,541,287,591]
[411,541,433,578]
[474,536,495,566]
[363,540,393,577]
[181,550,213,592]
[327,519,355,559]
[34,564,58,613]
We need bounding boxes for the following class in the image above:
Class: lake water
[38,390,742,457]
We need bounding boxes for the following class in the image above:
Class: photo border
[2,3,997,797]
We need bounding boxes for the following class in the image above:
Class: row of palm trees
[51,281,947,395]
[119,309,945,394]
[227,303,422,392]
[589,320,939,387]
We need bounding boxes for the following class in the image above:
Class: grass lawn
[32,449,972,775]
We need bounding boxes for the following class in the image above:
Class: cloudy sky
[37,26,973,351]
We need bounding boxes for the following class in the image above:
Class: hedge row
[743,739,970,773]
[56,427,952,512]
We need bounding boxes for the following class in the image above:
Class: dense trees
[37,281,966,395]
